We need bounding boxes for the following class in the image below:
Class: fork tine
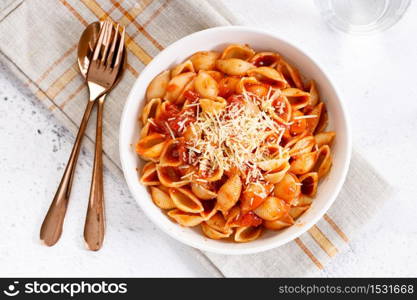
[106,23,119,68]
[100,21,113,65]
[92,20,108,61]
[113,25,125,68]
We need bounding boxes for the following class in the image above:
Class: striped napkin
[0,0,392,277]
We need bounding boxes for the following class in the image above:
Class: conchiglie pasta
[164,72,196,102]
[315,131,336,147]
[189,51,220,71]
[264,213,294,230]
[140,162,159,186]
[194,71,219,99]
[313,145,332,179]
[150,186,176,209]
[146,70,170,101]
[199,97,226,114]
[141,98,161,124]
[234,226,263,243]
[137,43,336,243]
[276,59,304,90]
[220,44,255,60]
[247,67,287,89]
[169,187,204,213]
[168,209,204,227]
[250,52,280,68]
[201,222,233,239]
[191,181,217,200]
[254,196,289,221]
[299,172,318,197]
[289,151,317,175]
[136,133,167,161]
[289,205,310,220]
[282,88,310,110]
[217,173,242,215]
[216,58,255,76]
[156,165,190,187]
[273,173,301,203]
[171,60,195,77]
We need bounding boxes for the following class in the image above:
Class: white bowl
[119,26,351,255]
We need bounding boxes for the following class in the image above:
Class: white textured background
[0,0,416,276]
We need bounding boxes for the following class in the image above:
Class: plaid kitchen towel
[0,0,392,277]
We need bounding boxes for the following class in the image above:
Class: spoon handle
[84,96,106,251]
[40,99,95,246]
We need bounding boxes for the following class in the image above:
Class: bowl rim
[119,25,352,255]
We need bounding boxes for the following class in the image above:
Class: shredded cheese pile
[187,88,288,184]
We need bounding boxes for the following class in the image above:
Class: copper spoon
[83,21,126,251]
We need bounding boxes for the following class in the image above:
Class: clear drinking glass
[315,0,411,34]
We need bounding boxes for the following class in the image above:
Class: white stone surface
[0,0,416,277]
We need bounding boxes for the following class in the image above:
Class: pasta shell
[290,110,308,136]
[205,70,224,82]
[205,212,231,234]
[282,88,310,110]
[307,80,319,107]
[200,200,218,220]
[305,102,323,134]
[171,60,195,77]
[146,70,170,101]
[200,166,224,182]
[201,222,233,240]
[264,213,294,230]
[299,172,318,197]
[254,196,290,221]
[273,173,301,203]
[218,76,240,98]
[276,59,304,90]
[164,72,196,102]
[234,226,263,243]
[136,133,167,161]
[220,44,255,60]
[140,162,159,186]
[250,52,280,68]
[167,209,203,227]
[235,77,270,99]
[292,194,313,207]
[313,145,332,179]
[191,181,217,200]
[247,67,287,89]
[217,173,242,215]
[150,186,176,209]
[289,205,310,220]
[189,51,220,71]
[159,138,184,167]
[264,161,290,184]
[176,77,196,104]
[290,151,318,175]
[257,158,288,172]
[271,95,292,124]
[140,121,151,139]
[169,187,204,213]
[141,98,161,124]
[194,71,219,99]
[199,97,226,114]
[315,105,329,133]
[315,131,336,147]
[216,58,255,76]
[288,136,316,157]
[156,165,190,187]
[241,182,271,213]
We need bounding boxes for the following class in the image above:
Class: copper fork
[84,20,125,251]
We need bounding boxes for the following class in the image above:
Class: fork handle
[84,96,105,251]
[40,99,95,246]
